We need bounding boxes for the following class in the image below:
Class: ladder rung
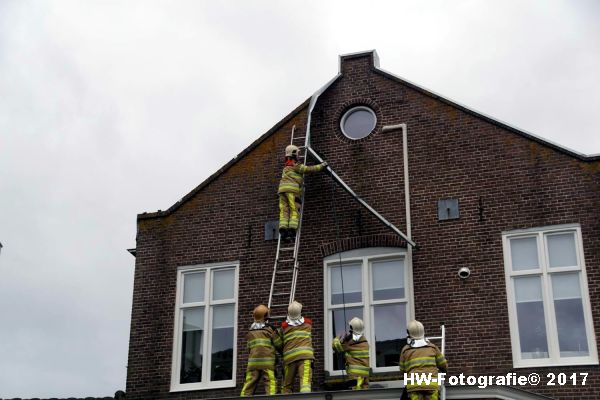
[276,269,294,274]
[279,259,295,263]
[269,315,286,320]
[293,136,306,140]
[276,281,292,285]
[272,304,289,307]
[280,247,295,251]
[273,292,290,296]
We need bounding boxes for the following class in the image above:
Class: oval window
[340,106,377,140]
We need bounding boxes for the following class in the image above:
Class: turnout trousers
[282,359,312,394]
[353,376,369,390]
[279,193,300,230]
[240,369,277,396]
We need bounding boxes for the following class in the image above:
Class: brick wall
[126,52,600,399]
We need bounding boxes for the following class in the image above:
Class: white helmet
[287,300,302,320]
[285,145,299,158]
[407,320,425,340]
[349,317,364,336]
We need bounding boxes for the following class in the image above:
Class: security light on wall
[458,266,471,280]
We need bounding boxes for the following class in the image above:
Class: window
[340,106,377,140]
[324,248,411,374]
[503,225,597,367]
[171,262,238,391]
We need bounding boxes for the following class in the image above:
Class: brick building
[126,50,600,399]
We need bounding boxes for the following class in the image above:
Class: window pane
[342,108,376,139]
[510,237,539,271]
[514,276,548,359]
[183,272,205,304]
[331,307,363,371]
[372,259,404,300]
[552,273,589,357]
[374,303,407,367]
[212,269,235,301]
[330,263,362,304]
[547,233,577,268]
[180,308,204,383]
[210,304,234,381]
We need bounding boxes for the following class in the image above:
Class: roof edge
[373,67,600,162]
[138,51,599,221]
[138,97,310,220]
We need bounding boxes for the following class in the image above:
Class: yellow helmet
[253,305,269,322]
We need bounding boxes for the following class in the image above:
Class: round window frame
[339,106,377,140]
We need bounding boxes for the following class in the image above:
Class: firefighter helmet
[253,305,269,322]
[287,300,302,320]
[407,320,425,339]
[285,145,299,158]
[349,317,364,335]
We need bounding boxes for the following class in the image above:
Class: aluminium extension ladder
[425,324,447,400]
[267,126,309,320]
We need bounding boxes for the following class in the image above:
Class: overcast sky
[0,0,598,397]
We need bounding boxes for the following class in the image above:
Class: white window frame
[170,261,239,392]
[503,224,598,368]
[323,247,412,375]
[339,105,377,140]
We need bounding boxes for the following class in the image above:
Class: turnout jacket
[399,342,447,392]
[280,318,314,365]
[246,323,282,371]
[332,335,370,378]
[278,163,324,195]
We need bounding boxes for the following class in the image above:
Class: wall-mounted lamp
[458,266,471,280]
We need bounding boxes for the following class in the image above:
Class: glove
[321,161,328,168]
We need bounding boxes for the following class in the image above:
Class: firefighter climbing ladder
[268,76,417,320]
[267,123,417,320]
[267,125,308,320]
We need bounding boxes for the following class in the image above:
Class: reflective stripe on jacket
[280,318,314,365]
[246,324,282,371]
[332,335,370,378]
[399,343,447,392]
[278,163,323,195]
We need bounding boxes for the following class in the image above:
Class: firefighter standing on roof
[400,320,448,400]
[278,144,327,241]
[332,317,370,390]
[240,305,282,397]
[280,300,314,393]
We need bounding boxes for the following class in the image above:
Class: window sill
[324,370,401,384]
[513,357,599,369]
[170,380,236,392]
